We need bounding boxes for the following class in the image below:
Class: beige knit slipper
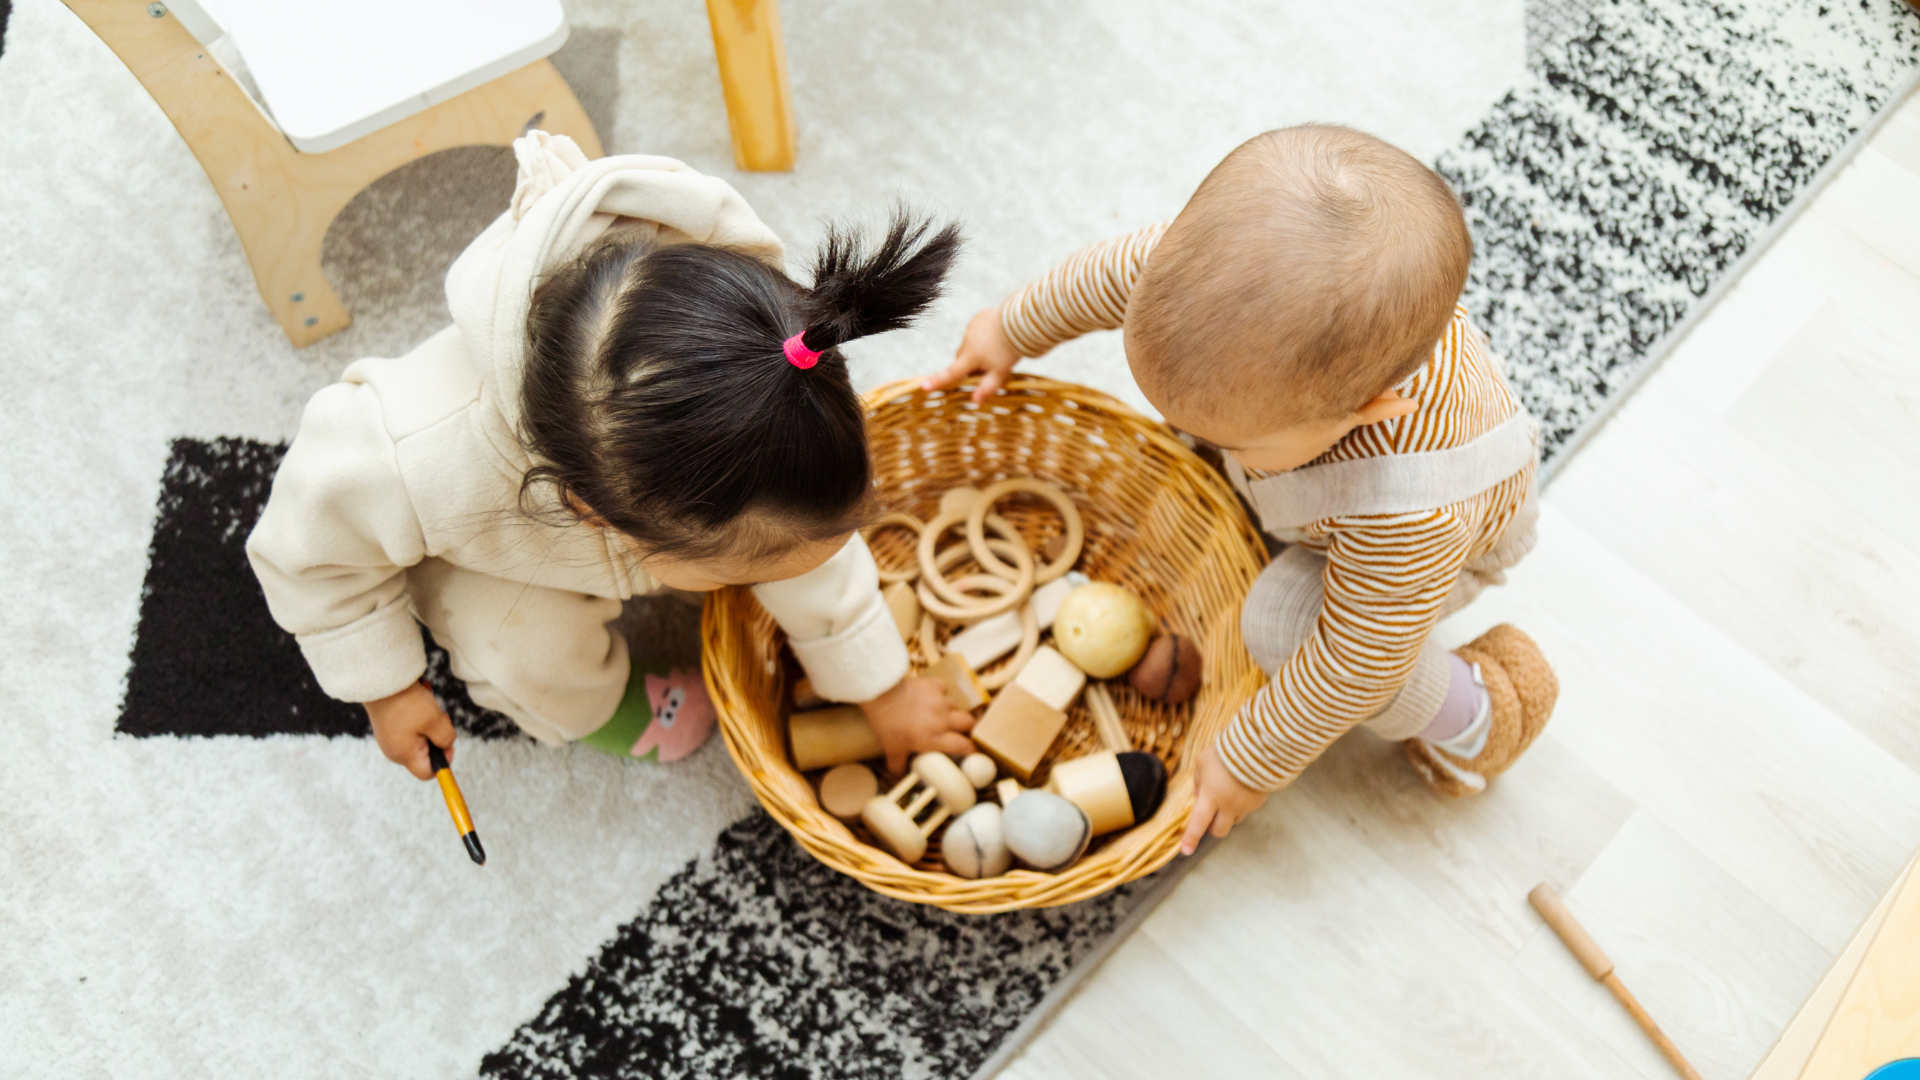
[1404,624,1558,797]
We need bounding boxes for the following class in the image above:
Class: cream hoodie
[245,134,909,711]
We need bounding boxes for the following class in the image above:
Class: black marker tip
[463,832,486,866]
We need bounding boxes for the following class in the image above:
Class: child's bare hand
[924,307,1022,403]
[1179,742,1270,855]
[366,681,456,781]
[859,676,975,774]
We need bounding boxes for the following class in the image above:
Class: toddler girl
[248,133,972,781]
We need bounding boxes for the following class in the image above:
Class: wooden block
[1030,576,1075,629]
[1046,752,1134,836]
[973,684,1068,782]
[884,580,921,643]
[789,705,879,771]
[996,778,1027,807]
[1084,682,1130,753]
[947,609,1026,672]
[1798,845,1920,1080]
[927,652,988,711]
[1013,645,1086,711]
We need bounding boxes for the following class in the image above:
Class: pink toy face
[630,670,715,762]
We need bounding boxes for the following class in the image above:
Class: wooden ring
[863,512,925,584]
[915,613,942,668]
[916,537,1033,622]
[966,478,1083,585]
[918,510,1033,608]
[974,600,1041,692]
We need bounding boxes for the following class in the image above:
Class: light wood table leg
[706,0,797,171]
[62,1,602,348]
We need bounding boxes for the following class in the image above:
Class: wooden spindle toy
[1528,884,1704,1080]
[861,753,978,864]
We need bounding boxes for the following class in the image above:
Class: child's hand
[859,676,976,774]
[366,681,457,781]
[924,307,1022,404]
[1179,742,1270,855]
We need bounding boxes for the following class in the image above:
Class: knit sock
[1416,652,1491,758]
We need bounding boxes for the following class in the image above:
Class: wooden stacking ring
[965,479,1084,584]
[863,512,926,584]
[916,536,1033,621]
[918,510,1033,609]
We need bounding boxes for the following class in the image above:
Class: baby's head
[1126,125,1471,471]
[520,212,960,590]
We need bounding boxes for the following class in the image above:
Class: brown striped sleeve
[999,223,1171,358]
[1217,507,1479,791]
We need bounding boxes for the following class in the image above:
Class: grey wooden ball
[944,803,1010,879]
[1001,790,1092,872]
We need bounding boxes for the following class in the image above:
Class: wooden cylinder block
[790,705,879,772]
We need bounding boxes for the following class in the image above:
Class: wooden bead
[818,763,878,822]
[1129,633,1203,703]
[960,752,997,788]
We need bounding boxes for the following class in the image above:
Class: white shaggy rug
[2,0,1916,1076]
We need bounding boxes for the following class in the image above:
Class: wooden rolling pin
[1528,884,1705,1080]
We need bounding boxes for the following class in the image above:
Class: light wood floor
[998,88,1920,1080]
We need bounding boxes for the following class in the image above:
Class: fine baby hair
[519,210,962,560]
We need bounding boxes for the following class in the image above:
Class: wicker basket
[703,376,1268,913]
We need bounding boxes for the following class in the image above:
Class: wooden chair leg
[61,1,603,348]
[706,0,797,171]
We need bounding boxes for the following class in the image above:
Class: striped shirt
[1001,224,1535,791]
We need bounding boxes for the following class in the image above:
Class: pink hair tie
[783,333,823,370]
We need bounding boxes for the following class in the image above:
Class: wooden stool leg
[63,0,605,347]
[706,0,797,171]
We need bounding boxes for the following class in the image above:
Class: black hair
[520,210,960,563]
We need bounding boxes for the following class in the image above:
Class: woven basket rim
[703,375,1267,913]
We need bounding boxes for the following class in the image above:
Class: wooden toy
[971,645,1087,781]
[1044,684,1169,836]
[1529,885,1704,1080]
[1129,633,1203,704]
[917,519,1034,621]
[960,752,998,789]
[1053,582,1156,678]
[995,778,1026,807]
[1000,789,1091,872]
[860,753,978,864]
[965,478,1085,585]
[944,575,1076,689]
[818,763,879,823]
[943,803,1010,879]
[789,705,880,772]
[884,580,921,642]
[926,652,989,711]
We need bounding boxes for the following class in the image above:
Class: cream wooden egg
[1052,583,1155,678]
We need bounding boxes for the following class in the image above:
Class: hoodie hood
[444,132,785,434]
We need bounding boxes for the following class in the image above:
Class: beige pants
[406,559,629,745]
[1239,489,1539,740]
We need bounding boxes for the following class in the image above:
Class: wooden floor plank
[1512,812,1831,1080]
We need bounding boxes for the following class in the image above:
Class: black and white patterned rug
[3,0,1916,1076]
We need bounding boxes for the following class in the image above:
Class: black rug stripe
[1,1,12,63]
[481,812,1154,1080]
[119,437,519,740]
[1440,0,1920,462]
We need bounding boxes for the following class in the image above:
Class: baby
[930,124,1558,852]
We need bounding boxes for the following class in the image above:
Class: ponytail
[520,209,962,563]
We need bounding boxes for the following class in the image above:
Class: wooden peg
[1528,885,1704,1080]
[860,753,977,863]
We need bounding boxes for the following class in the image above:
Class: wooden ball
[818,763,879,822]
[1002,790,1091,872]
[960,752,997,789]
[1052,583,1155,678]
[1128,634,1203,703]
[943,803,1010,879]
